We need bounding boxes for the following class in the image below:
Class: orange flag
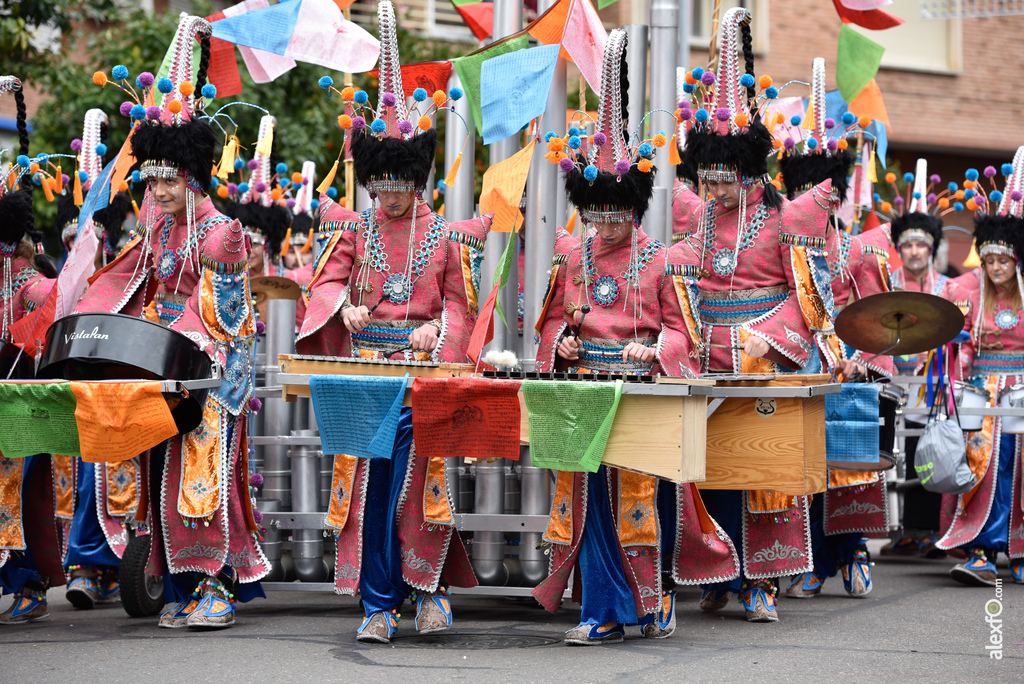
[108,127,137,204]
[528,0,571,44]
[848,78,891,130]
[480,141,535,232]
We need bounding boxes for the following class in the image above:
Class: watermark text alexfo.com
[985,579,1004,660]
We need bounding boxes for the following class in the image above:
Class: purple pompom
[984,166,997,178]
[559,157,575,172]
[678,100,687,109]
[227,182,238,195]
[593,132,607,146]
[930,174,942,184]
[286,198,296,208]
[783,137,795,150]
[614,159,630,175]
[893,196,904,206]
[927,192,937,204]
[137,72,154,88]
[255,320,266,334]
[352,116,366,130]
[715,108,731,122]
[247,159,259,170]
[679,108,692,121]
[826,139,838,152]
[119,102,133,117]
[823,118,835,130]
[249,396,263,412]
[398,120,413,135]
[145,106,161,120]
[252,508,263,523]
[70,138,83,152]
[1012,190,1023,202]
[61,174,70,185]
[382,92,396,107]
[250,472,264,487]
[701,72,716,86]
[254,181,267,193]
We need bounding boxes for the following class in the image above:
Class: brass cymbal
[250,275,302,302]
[834,291,965,356]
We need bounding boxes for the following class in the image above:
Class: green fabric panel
[836,25,884,102]
[0,382,80,459]
[523,379,622,472]
[453,33,530,129]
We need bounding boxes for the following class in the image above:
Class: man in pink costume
[672,8,831,622]
[296,1,486,644]
[74,16,270,630]
[532,29,739,646]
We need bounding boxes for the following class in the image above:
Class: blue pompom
[1002,163,1014,176]
[37,153,48,163]
[965,168,979,181]
[210,178,220,188]
[954,201,964,211]
[437,179,445,191]
[235,158,245,171]
[765,86,779,99]
[903,172,914,183]
[326,187,338,198]
[873,192,881,202]
[841,112,856,125]
[694,109,710,123]
[276,162,288,175]
[131,170,141,183]
[130,104,146,120]
[95,143,108,156]
[991,191,1004,203]
[683,83,695,94]
[201,84,217,99]
[310,199,320,210]
[78,170,89,182]
[413,87,428,102]
[692,67,705,79]
[568,136,582,150]
[912,191,921,199]
[112,65,129,81]
[739,73,755,88]
[947,182,958,192]
[583,165,598,182]
[790,115,802,126]
[15,154,29,168]
[449,87,463,101]
[544,132,556,142]
[638,142,653,157]
[354,91,369,105]
[370,119,386,133]
[157,77,174,94]
[318,76,334,89]
[964,188,975,199]
[806,138,818,149]
[238,182,250,194]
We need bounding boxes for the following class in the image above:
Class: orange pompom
[338,114,352,129]
[772,138,783,149]
[179,80,194,96]
[638,159,653,173]
[217,186,229,199]
[758,75,773,89]
[291,172,304,184]
[885,172,896,184]
[963,179,975,189]
[339,197,347,207]
[168,100,182,114]
[653,134,667,148]
[773,111,785,126]
[858,116,871,128]
[544,151,558,164]
[938,198,950,209]
[118,180,129,192]
[433,90,447,106]
[29,163,39,173]
[674,108,683,122]
[837,138,849,150]
[341,86,355,101]
[418,116,431,131]
[547,138,563,152]
[966,198,978,210]
[955,189,965,200]
[734,113,748,127]
[881,201,892,213]
[93,71,108,86]
[270,188,283,201]
[433,189,440,201]
[686,73,698,85]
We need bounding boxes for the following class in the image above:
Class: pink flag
[838,0,892,10]
[560,0,607,96]
[284,0,380,73]
[55,216,99,320]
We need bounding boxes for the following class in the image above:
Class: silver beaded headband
[896,229,935,249]
[246,228,266,245]
[579,206,635,223]
[697,165,739,183]
[367,176,417,194]
[139,159,182,181]
[61,222,79,244]
[979,241,1016,259]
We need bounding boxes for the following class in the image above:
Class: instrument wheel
[120,533,166,618]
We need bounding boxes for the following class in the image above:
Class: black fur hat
[778,150,853,201]
[0,190,33,250]
[350,128,436,193]
[130,118,218,192]
[891,211,944,250]
[679,116,773,185]
[973,214,1024,264]
[228,201,291,257]
[56,192,81,245]
[95,192,132,246]
[564,165,657,222]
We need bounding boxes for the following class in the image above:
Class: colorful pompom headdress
[967,147,1024,265]
[287,160,318,256]
[877,158,959,252]
[546,28,667,224]
[316,1,462,198]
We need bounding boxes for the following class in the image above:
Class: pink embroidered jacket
[891,262,972,375]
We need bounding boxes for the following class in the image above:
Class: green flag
[523,379,623,472]
[492,230,518,330]
[0,382,80,459]
[453,33,530,129]
[836,25,885,103]
[597,0,620,8]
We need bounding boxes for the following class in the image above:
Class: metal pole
[678,0,691,78]
[624,24,649,141]
[444,71,475,222]
[648,0,679,243]
[289,429,328,582]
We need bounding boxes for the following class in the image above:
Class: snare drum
[878,385,904,469]
[998,384,1024,434]
[954,382,990,432]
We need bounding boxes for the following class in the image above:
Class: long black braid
[194,34,211,98]
[14,86,29,158]
[741,23,756,108]
[619,46,630,144]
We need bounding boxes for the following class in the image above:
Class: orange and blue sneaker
[414,589,453,634]
[65,567,101,610]
[1011,561,1023,585]
[785,571,824,598]
[741,580,779,623]
[950,548,998,587]
[357,610,400,643]
[0,590,49,625]
[98,568,120,605]
[918,537,947,559]
[185,577,236,630]
[564,622,626,645]
[841,550,873,597]
[699,588,733,612]
[158,596,200,629]
[640,590,676,638]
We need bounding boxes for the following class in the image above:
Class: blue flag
[480,44,560,145]
[210,0,303,55]
[820,89,888,169]
[77,157,115,240]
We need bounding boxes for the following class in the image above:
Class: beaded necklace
[584,233,662,307]
[358,206,446,304]
[156,214,224,284]
[703,199,769,277]
[1,267,36,300]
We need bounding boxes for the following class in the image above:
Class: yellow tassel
[444,152,462,188]
[280,227,292,259]
[217,136,239,181]
[867,147,878,184]
[317,160,339,194]
[132,197,141,220]
[42,176,54,202]
[74,170,84,206]
[54,165,63,194]
[963,239,981,269]
[437,203,445,217]
[566,208,578,234]
[668,135,681,166]
[255,125,274,158]
[801,95,815,131]
[301,228,313,253]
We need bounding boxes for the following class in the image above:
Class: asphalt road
[3,541,1021,683]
